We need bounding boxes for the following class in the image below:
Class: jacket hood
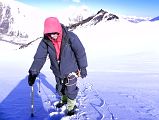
[43,17,62,34]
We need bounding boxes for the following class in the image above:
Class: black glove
[80,68,87,78]
[28,74,37,86]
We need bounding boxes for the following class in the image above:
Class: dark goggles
[51,32,59,35]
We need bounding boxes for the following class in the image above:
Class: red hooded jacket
[44,17,62,60]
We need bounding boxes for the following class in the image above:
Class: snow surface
[0,16,159,120]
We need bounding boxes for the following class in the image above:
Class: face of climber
[50,32,59,40]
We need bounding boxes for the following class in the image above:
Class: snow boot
[56,95,67,108]
[66,105,77,116]
[65,98,77,116]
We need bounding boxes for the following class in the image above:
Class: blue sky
[16,0,159,17]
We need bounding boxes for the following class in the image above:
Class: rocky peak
[68,9,119,30]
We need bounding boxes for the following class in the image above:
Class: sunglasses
[51,32,59,35]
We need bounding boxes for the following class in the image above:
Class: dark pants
[55,74,79,100]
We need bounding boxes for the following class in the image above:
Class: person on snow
[27,17,88,116]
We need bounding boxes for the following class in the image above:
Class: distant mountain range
[0,0,158,42]
[122,16,151,23]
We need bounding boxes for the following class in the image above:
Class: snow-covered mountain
[150,16,159,22]
[0,0,27,37]
[68,9,119,30]
[0,0,44,43]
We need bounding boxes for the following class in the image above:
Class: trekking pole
[31,86,34,117]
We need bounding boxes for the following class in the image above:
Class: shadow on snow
[0,73,59,120]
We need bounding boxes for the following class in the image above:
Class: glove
[28,74,37,86]
[80,68,87,78]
